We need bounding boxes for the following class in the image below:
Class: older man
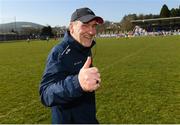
[39,7,104,124]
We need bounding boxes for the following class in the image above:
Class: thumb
[82,56,92,69]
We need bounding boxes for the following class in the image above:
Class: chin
[81,39,92,47]
[85,41,92,47]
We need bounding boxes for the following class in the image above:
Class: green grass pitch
[0,35,179,123]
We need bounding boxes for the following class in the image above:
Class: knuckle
[94,67,98,72]
[97,73,101,77]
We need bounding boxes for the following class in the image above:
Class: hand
[78,57,101,92]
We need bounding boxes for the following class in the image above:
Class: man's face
[70,20,97,47]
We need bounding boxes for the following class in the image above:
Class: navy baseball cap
[71,7,104,24]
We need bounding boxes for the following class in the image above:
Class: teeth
[85,37,91,39]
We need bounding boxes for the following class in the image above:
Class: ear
[69,22,74,33]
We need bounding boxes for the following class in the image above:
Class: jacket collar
[63,30,96,51]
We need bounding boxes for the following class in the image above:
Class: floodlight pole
[14,16,17,33]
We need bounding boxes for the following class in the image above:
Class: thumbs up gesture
[82,56,92,69]
[78,57,101,92]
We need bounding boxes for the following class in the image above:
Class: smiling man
[39,7,104,124]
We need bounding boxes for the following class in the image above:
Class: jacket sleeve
[39,47,84,107]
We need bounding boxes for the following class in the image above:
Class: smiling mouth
[84,36,93,39]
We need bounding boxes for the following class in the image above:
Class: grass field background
[0,36,179,123]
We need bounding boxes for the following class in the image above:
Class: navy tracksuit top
[39,31,98,124]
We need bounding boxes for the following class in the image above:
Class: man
[39,7,104,124]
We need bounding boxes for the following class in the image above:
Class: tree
[40,26,54,37]
[170,7,180,17]
[160,4,170,17]
[97,20,112,34]
[170,8,177,17]
[120,14,137,31]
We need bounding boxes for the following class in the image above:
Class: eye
[92,24,97,28]
[82,24,89,28]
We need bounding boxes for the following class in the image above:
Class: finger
[82,57,92,69]
[89,67,99,73]
[88,73,101,82]
[97,73,100,78]
[91,77,101,84]
[96,78,101,84]
[94,83,100,90]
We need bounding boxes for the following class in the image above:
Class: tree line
[97,4,180,33]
